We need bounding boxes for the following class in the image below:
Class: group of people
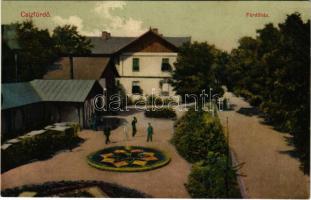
[103,116,154,144]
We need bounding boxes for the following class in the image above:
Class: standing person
[131,116,137,137]
[147,122,153,142]
[103,126,111,144]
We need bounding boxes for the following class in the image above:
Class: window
[132,81,142,94]
[160,79,170,96]
[161,58,172,71]
[132,58,140,71]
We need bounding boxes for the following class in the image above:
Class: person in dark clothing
[147,123,153,142]
[131,116,137,137]
[103,126,111,144]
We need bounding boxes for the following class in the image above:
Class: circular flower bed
[87,146,170,172]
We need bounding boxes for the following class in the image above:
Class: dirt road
[218,92,309,198]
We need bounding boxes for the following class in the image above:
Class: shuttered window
[161,58,172,71]
[132,58,140,71]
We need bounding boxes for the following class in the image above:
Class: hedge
[1,122,81,172]
[132,95,178,106]
[172,108,241,198]
[1,180,151,197]
[144,107,176,119]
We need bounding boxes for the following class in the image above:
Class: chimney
[150,28,158,34]
[101,31,111,40]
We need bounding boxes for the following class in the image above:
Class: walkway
[1,109,191,198]
[218,92,309,198]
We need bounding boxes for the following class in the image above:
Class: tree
[1,40,16,82]
[213,51,230,87]
[2,21,94,82]
[17,21,57,81]
[52,25,92,55]
[2,21,57,82]
[267,13,310,173]
[171,42,223,102]
[224,12,310,173]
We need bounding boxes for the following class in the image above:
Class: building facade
[113,29,190,100]
[115,52,177,100]
[84,28,190,100]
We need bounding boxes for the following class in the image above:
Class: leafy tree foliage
[2,21,56,82]
[224,13,310,173]
[2,21,93,82]
[52,25,92,55]
[171,42,223,102]
[213,51,231,87]
[2,40,16,82]
[17,21,57,81]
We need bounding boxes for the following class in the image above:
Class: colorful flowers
[99,147,160,168]
[88,146,170,171]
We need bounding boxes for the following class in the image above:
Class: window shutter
[133,58,139,71]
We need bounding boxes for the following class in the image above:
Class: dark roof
[165,37,191,47]
[87,35,191,54]
[88,37,136,54]
[31,80,96,102]
[2,80,98,110]
[2,82,41,110]
[44,57,112,80]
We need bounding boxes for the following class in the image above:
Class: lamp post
[225,116,230,197]
[209,88,213,113]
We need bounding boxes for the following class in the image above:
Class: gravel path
[218,92,309,198]
[1,109,191,198]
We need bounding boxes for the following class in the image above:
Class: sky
[2,1,310,51]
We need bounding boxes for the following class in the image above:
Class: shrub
[186,152,240,198]
[172,108,241,198]
[249,95,262,107]
[144,107,176,119]
[235,89,252,100]
[146,95,163,105]
[163,97,178,106]
[133,96,146,106]
[172,109,227,163]
[1,122,81,172]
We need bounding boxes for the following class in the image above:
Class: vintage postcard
[1,1,310,198]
